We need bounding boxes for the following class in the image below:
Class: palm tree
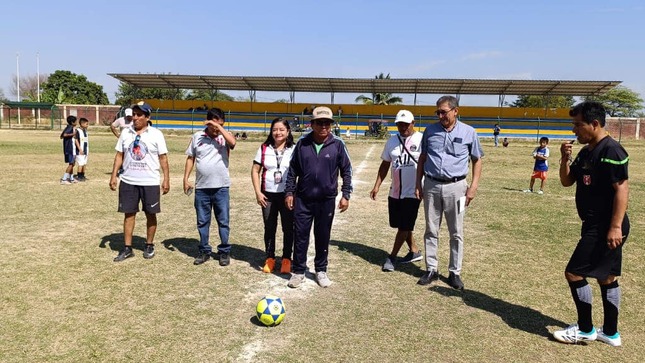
[354,73,403,105]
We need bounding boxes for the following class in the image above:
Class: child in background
[524,137,550,194]
[493,123,501,147]
[74,118,90,181]
[60,115,78,184]
[502,137,509,147]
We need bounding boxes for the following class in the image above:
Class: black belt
[426,175,466,184]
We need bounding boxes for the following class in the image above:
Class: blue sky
[2,0,644,106]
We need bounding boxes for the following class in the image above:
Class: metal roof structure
[108,73,621,101]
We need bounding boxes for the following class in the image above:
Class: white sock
[63,173,70,180]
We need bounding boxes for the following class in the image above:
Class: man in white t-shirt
[110,108,133,138]
[183,108,237,267]
[370,110,423,272]
[109,102,170,262]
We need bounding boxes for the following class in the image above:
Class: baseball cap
[395,110,414,123]
[124,108,133,117]
[132,101,153,115]
[311,106,335,122]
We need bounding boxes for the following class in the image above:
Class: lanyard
[274,146,285,169]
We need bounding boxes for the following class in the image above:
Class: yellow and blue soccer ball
[256,296,286,327]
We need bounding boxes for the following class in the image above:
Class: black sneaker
[114,247,134,262]
[417,270,439,285]
[448,272,464,290]
[143,244,155,259]
[218,252,230,266]
[194,252,211,265]
[399,251,423,264]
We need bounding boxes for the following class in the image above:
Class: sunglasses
[133,135,141,148]
[435,107,455,116]
[314,120,333,126]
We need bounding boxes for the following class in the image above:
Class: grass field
[1,128,644,362]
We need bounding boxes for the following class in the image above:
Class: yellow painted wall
[144,99,570,119]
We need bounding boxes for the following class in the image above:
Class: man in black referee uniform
[553,101,629,347]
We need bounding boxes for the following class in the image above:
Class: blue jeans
[195,187,230,254]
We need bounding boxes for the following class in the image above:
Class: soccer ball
[256,296,286,327]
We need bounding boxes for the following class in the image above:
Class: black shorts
[388,197,421,231]
[118,182,161,214]
[64,153,75,164]
[566,217,629,279]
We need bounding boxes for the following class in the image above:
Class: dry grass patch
[1,129,644,362]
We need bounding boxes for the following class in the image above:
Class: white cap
[124,108,133,116]
[311,106,334,122]
[395,110,414,123]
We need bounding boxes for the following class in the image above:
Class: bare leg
[145,212,157,244]
[390,230,409,257]
[123,213,136,247]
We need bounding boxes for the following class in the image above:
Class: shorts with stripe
[118,182,161,214]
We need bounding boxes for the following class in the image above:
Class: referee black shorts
[388,197,422,231]
[118,181,161,214]
[565,217,629,280]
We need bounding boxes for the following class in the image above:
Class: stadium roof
[108,74,621,97]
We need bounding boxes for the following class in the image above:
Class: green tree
[40,70,108,104]
[114,82,186,106]
[354,73,403,105]
[584,86,643,117]
[509,95,575,108]
[0,88,8,103]
[185,89,234,101]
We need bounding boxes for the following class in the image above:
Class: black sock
[601,280,620,335]
[569,279,593,332]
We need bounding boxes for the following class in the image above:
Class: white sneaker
[536,190,544,195]
[523,189,532,193]
[315,271,332,288]
[596,327,621,346]
[60,179,71,185]
[382,257,395,272]
[287,273,305,288]
[553,324,597,344]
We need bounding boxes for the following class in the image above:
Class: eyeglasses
[435,108,455,116]
[314,120,333,126]
[133,135,141,148]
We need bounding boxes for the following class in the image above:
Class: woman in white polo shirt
[251,118,296,274]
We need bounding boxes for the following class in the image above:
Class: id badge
[274,171,283,184]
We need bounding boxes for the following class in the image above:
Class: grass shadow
[431,285,567,337]
[160,237,267,270]
[99,233,147,252]
[161,237,200,258]
[330,239,424,277]
[230,243,268,271]
[502,186,528,192]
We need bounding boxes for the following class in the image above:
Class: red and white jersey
[253,144,294,193]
